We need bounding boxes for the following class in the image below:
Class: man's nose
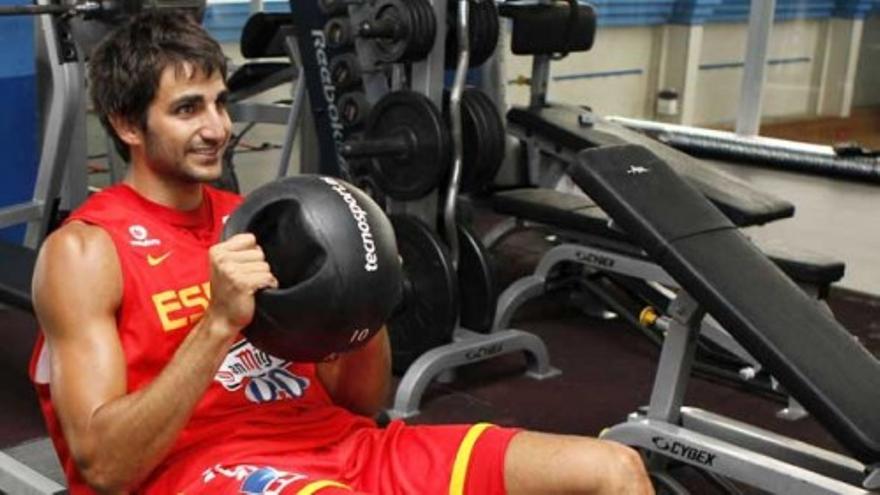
[200,106,231,143]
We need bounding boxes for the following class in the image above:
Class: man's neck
[124,164,205,212]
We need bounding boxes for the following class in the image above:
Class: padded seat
[490,188,626,241]
[228,62,296,103]
[240,12,296,58]
[491,187,844,289]
[228,12,297,103]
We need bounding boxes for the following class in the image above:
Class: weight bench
[566,144,879,494]
[485,183,844,419]
[506,102,796,228]
[0,241,67,494]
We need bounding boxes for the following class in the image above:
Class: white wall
[694,20,822,126]
[499,18,845,126]
[502,25,658,117]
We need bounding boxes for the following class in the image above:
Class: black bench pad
[491,187,844,287]
[508,104,795,227]
[228,62,295,103]
[762,244,845,286]
[569,144,880,463]
[490,188,626,242]
[240,12,296,58]
[0,241,37,313]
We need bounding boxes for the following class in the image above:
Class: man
[30,11,653,495]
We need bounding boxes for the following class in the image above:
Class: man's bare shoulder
[36,221,122,274]
[33,221,123,322]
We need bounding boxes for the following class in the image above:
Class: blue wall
[0,0,38,243]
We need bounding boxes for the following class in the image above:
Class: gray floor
[713,160,880,296]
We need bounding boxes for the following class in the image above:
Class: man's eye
[176,104,195,115]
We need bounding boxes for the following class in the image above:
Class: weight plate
[444,88,505,193]
[351,170,387,210]
[388,215,459,374]
[366,91,451,200]
[337,91,370,128]
[445,0,500,69]
[370,0,407,63]
[469,88,506,189]
[457,222,497,333]
[324,17,354,48]
[329,52,362,89]
[409,0,437,62]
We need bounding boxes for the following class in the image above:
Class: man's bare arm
[33,224,275,493]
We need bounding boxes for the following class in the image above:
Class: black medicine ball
[223,175,402,362]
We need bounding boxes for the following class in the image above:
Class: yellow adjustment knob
[510,75,531,86]
[639,307,659,327]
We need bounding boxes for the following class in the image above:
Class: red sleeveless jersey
[29,184,374,494]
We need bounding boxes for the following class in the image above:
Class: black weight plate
[461,89,492,191]
[337,91,370,128]
[444,88,505,193]
[351,168,386,210]
[469,88,505,189]
[324,17,354,48]
[457,222,497,333]
[388,215,459,374]
[329,52,362,89]
[443,88,484,193]
[445,0,500,69]
[476,0,500,67]
[409,0,436,62]
[371,0,407,63]
[366,91,451,200]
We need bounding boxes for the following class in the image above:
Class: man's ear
[108,114,144,147]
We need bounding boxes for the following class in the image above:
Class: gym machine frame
[602,290,880,494]
[285,0,560,419]
[0,0,85,248]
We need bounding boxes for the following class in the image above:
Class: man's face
[141,63,231,183]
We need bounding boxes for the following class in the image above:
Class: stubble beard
[145,130,225,185]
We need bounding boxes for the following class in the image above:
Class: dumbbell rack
[286,0,559,418]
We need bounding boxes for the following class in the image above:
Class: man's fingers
[239,271,279,292]
[219,248,268,264]
[220,233,258,250]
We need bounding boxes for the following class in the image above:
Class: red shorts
[170,420,520,495]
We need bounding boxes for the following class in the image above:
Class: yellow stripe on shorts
[449,423,494,495]
[297,479,351,494]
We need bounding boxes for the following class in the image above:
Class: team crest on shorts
[214,340,310,404]
[201,464,307,494]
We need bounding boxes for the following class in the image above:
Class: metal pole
[735,0,776,137]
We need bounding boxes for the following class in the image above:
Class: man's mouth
[189,147,223,159]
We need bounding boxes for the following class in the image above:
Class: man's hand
[206,233,278,336]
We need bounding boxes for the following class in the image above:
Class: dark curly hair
[89,10,227,162]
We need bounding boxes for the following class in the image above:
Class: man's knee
[601,441,652,493]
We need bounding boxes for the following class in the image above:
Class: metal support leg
[386,328,560,419]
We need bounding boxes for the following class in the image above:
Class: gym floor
[1,106,878,492]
